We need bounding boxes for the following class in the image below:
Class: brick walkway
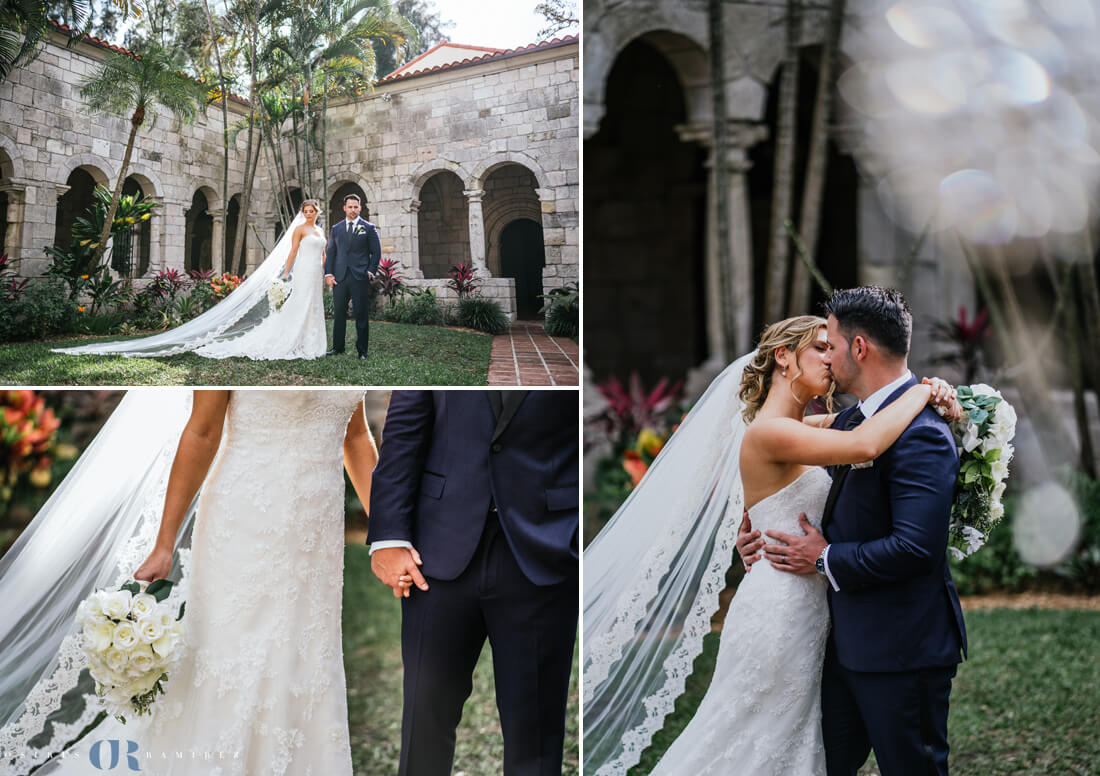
[488,321,579,386]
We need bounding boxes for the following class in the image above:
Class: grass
[0,321,492,385]
[627,608,1100,776]
[342,543,579,776]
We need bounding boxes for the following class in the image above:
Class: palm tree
[0,0,87,82]
[79,42,207,268]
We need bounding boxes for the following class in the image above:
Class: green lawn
[342,544,579,776]
[626,608,1100,776]
[0,321,492,385]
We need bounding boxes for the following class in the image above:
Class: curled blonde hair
[300,199,323,220]
[739,315,832,423]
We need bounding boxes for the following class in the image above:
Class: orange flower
[623,458,649,487]
[78,306,86,312]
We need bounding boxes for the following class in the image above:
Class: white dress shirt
[822,370,914,591]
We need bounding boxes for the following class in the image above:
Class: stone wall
[0,28,579,321]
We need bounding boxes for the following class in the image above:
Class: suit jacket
[325,217,381,282]
[367,391,579,586]
[824,376,968,672]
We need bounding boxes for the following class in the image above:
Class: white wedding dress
[51,216,328,361]
[3,390,363,776]
[194,230,327,360]
[646,466,832,776]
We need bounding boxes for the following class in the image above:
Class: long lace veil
[0,390,197,775]
[51,213,307,358]
[583,351,755,776]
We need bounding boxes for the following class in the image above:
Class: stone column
[463,188,487,272]
[406,198,424,278]
[210,216,225,274]
[0,181,28,264]
[677,120,767,362]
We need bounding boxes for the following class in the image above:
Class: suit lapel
[491,391,529,444]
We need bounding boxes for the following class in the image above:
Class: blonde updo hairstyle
[739,315,832,423]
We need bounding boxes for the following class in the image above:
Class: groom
[739,286,967,776]
[325,193,381,359]
[367,390,579,776]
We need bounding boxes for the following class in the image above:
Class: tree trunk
[321,68,329,210]
[303,64,313,198]
[199,0,230,233]
[93,106,143,268]
[235,139,262,275]
[765,0,801,322]
[230,19,259,273]
[789,0,844,315]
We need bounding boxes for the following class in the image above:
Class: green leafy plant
[540,281,578,338]
[386,288,443,326]
[84,266,131,315]
[455,298,509,335]
[0,279,78,343]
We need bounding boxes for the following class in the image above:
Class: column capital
[407,198,421,214]
[54,184,72,200]
[463,188,485,203]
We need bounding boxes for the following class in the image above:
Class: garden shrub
[0,279,78,342]
[455,298,509,335]
[387,289,444,326]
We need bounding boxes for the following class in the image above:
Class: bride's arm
[282,227,304,278]
[749,383,933,467]
[134,391,230,582]
[343,400,378,517]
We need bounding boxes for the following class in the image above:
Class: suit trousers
[331,272,371,355]
[398,512,578,776]
[822,637,956,776]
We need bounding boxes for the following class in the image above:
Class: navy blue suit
[325,218,381,356]
[368,391,579,776]
[821,377,967,776]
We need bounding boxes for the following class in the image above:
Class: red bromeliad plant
[1,391,61,503]
[446,263,479,300]
[371,259,406,305]
[0,254,29,301]
[188,269,215,284]
[592,373,685,448]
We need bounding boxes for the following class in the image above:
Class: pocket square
[851,460,874,469]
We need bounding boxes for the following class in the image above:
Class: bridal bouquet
[940,384,1017,559]
[268,278,290,310]
[76,579,185,721]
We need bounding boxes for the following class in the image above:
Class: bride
[51,201,329,361]
[0,389,377,775]
[583,315,959,776]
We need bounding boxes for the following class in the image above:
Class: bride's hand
[922,377,963,422]
[134,548,173,583]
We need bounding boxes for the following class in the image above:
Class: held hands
[133,547,173,583]
[922,377,963,422]
[764,514,826,575]
[325,275,336,289]
[370,546,429,598]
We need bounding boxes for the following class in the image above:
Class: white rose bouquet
[940,383,1018,559]
[268,278,290,311]
[76,579,185,721]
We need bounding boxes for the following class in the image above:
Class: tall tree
[536,0,578,39]
[79,43,207,268]
[2,0,96,82]
[372,0,451,78]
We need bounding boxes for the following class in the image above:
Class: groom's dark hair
[824,286,911,359]
[343,193,361,205]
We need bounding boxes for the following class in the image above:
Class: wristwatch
[815,546,828,576]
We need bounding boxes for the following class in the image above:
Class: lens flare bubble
[1013,481,1082,568]
[886,2,973,48]
[938,169,1018,244]
[884,56,968,114]
[1039,0,1097,29]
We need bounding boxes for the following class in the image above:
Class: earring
[782,369,788,378]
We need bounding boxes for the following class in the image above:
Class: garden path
[488,321,578,386]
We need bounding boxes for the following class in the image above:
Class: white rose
[130,593,159,620]
[152,631,179,660]
[991,458,1010,484]
[137,616,165,644]
[83,620,115,654]
[979,435,1000,455]
[104,686,133,708]
[961,422,982,452]
[100,590,133,621]
[969,383,1001,400]
[77,597,105,628]
[112,621,140,651]
[129,645,157,675]
[103,647,128,673]
[990,500,1005,521]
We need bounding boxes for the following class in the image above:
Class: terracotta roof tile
[382,35,578,83]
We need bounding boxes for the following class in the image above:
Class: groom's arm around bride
[367,390,579,776]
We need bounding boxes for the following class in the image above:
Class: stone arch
[188,181,221,214]
[122,166,165,199]
[469,153,551,191]
[119,174,154,276]
[185,187,215,273]
[226,193,250,275]
[586,21,713,135]
[49,154,115,188]
[54,163,111,251]
[481,163,543,276]
[0,136,24,179]
[328,174,378,213]
[328,180,372,228]
[416,170,470,279]
[409,159,474,200]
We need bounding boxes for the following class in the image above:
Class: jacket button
[491,443,503,453]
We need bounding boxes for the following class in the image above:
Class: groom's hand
[764,515,826,575]
[736,511,763,571]
[325,275,336,289]
[371,546,429,598]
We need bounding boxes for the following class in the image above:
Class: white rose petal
[129,593,158,620]
[83,620,115,654]
[103,647,128,672]
[129,645,157,674]
[138,616,165,644]
[100,590,133,621]
[962,422,982,452]
[112,621,139,651]
[152,632,179,659]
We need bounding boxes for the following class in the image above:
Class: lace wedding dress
[647,466,832,776]
[5,390,363,776]
[51,216,327,361]
[194,230,327,360]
